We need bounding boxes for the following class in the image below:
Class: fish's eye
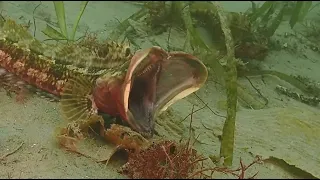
[120,132,130,139]
[125,48,131,57]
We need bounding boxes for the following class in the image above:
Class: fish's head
[116,46,208,138]
[61,45,206,139]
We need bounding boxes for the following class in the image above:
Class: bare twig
[179,103,207,123]
[244,76,268,107]
[193,93,226,118]
[188,156,262,179]
[201,121,222,140]
[0,142,24,160]
[239,158,246,179]
[162,145,174,167]
[187,105,195,147]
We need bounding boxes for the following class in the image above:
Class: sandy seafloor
[0,1,320,179]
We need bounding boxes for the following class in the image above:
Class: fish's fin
[55,40,132,71]
[60,75,96,123]
[84,40,132,69]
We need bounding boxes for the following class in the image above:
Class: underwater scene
[0,1,319,179]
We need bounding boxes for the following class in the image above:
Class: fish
[0,19,208,138]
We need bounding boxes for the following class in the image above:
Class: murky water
[0,1,319,179]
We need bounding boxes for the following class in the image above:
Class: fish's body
[0,19,208,138]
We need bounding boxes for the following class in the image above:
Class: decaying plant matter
[191,155,263,179]
[144,1,172,35]
[142,1,269,61]
[239,69,320,107]
[189,2,269,61]
[120,140,203,179]
[120,137,263,179]
[275,85,320,106]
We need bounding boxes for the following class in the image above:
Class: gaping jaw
[121,47,208,138]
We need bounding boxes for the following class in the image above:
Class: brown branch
[239,158,246,179]
[161,144,174,178]
[187,105,195,147]
[193,92,226,118]
[179,103,207,123]
[244,76,268,107]
[188,156,263,179]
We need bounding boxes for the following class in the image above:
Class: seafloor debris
[120,138,263,179]
[120,140,205,179]
[144,1,172,34]
[275,85,320,106]
[291,75,320,96]
[234,41,268,61]
[142,1,269,61]
[0,142,24,161]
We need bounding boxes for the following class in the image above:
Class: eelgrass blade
[53,1,68,39]
[70,1,88,41]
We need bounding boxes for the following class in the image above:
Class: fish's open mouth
[127,60,162,137]
[122,47,208,138]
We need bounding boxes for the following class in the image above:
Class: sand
[1,1,320,179]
